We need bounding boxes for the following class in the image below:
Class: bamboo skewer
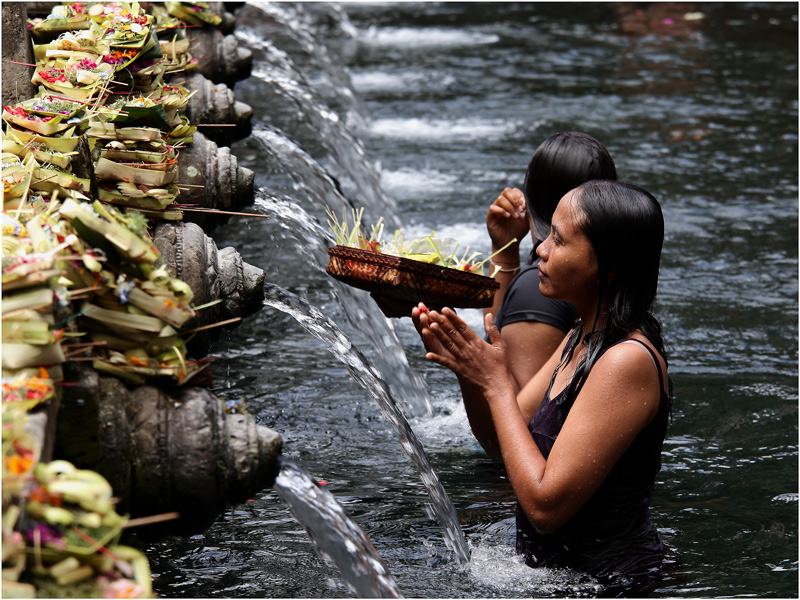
[122,512,180,528]
[67,285,102,296]
[63,341,107,359]
[173,206,271,219]
[70,527,121,560]
[181,316,241,334]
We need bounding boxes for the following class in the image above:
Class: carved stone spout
[176,132,255,231]
[152,220,264,357]
[54,365,282,534]
[181,72,253,145]
[192,28,253,85]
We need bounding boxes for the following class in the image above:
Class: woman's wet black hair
[523,131,617,244]
[557,179,671,405]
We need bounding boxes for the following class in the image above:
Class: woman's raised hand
[486,187,529,252]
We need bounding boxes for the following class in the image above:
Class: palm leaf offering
[2,0,227,395]
[30,5,93,42]
[2,106,74,137]
[3,3,238,596]
[164,1,222,27]
[2,138,77,170]
[325,207,510,309]
[1,153,35,208]
[3,122,81,154]
[154,24,196,74]
[1,444,153,598]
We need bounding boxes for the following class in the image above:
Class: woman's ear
[598,267,616,286]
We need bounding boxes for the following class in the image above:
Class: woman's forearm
[482,383,553,531]
[483,246,521,322]
[458,375,503,461]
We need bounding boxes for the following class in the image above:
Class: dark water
[143,2,798,597]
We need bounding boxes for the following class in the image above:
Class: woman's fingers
[489,196,525,220]
[487,188,530,249]
[485,312,502,346]
[413,303,458,359]
[498,187,526,215]
[428,308,474,354]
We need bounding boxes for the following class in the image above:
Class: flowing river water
[141,3,798,597]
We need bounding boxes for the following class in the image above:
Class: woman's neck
[574,295,609,339]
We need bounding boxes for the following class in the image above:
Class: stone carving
[152,220,265,357]
[182,72,253,145]
[175,131,255,231]
[55,365,282,533]
[191,28,253,85]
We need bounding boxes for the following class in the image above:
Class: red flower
[38,68,67,84]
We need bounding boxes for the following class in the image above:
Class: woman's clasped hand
[412,305,515,398]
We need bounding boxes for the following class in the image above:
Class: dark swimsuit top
[516,337,672,587]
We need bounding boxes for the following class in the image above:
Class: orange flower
[7,455,34,474]
[101,578,144,599]
[29,485,48,502]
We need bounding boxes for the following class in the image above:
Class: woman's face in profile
[535,192,599,308]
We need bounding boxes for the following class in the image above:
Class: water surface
[144,3,798,597]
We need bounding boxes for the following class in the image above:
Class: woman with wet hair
[413,180,672,594]
[484,131,617,389]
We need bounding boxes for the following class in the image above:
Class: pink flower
[99,578,145,599]
[25,523,65,547]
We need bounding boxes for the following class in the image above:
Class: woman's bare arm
[500,342,663,533]
[422,309,663,534]
[501,320,567,388]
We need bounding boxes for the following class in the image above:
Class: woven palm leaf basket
[326,245,500,309]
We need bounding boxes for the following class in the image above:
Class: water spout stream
[250,124,355,218]
[240,40,398,227]
[274,457,403,598]
[252,191,432,416]
[264,283,471,564]
[240,1,368,127]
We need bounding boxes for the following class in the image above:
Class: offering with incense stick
[326,207,512,309]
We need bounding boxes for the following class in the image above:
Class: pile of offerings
[3,411,152,599]
[2,2,228,596]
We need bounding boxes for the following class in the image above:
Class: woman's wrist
[490,243,521,264]
[490,258,521,275]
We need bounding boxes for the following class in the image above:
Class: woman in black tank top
[412,180,672,595]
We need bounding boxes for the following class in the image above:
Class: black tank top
[516,338,671,589]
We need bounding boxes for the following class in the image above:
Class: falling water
[239,1,368,127]
[250,124,355,219]
[239,38,398,226]
[273,457,403,598]
[263,283,471,564]
[252,191,432,416]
